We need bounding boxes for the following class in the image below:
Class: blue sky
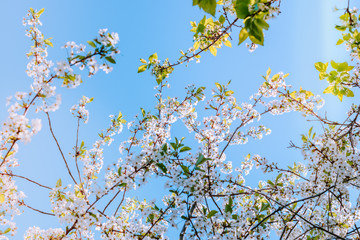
[0,0,352,238]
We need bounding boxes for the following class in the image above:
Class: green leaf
[118,167,122,176]
[266,68,271,77]
[260,203,270,212]
[138,65,147,73]
[37,8,45,17]
[68,74,75,81]
[44,38,53,47]
[180,146,192,152]
[335,25,347,31]
[245,18,264,45]
[323,85,334,94]
[161,143,168,153]
[207,210,218,218]
[337,62,349,72]
[339,13,349,21]
[330,60,338,69]
[336,39,344,45]
[343,33,351,41]
[141,108,146,117]
[345,88,354,97]
[170,142,177,150]
[80,140,85,149]
[219,15,225,24]
[209,46,217,56]
[87,41,96,48]
[267,180,275,186]
[105,56,116,64]
[355,31,360,42]
[225,197,233,213]
[234,0,251,19]
[156,163,167,174]
[56,178,62,188]
[319,72,327,80]
[195,153,210,166]
[215,82,222,91]
[181,165,190,177]
[3,228,11,234]
[89,212,98,221]
[197,24,206,33]
[193,0,217,16]
[224,40,232,48]
[314,62,328,72]
[149,53,158,62]
[225,90,234,96]
[238,27,248,45]
[193,41,200,50]
[118,183,127,187]
[254,18,269,30]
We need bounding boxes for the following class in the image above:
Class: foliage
[1,1,360,240]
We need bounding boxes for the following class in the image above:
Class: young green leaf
[156,163,168,174]
[180,146,192,152]
[207,210,218,218]
[193,0,217,16]
[314,62,328,72]
[181,165,190,177]
[195,153,210,166]
[105,56,116,64]
[223,40,232,48]
[238,28,248,45]
[254,18,269,30]
[87,41,96,48]
[209,46,217,56]
[234,0,251,19]
[138,65,147,73]
[44,38,53,47]
[219,15,225,24]
[56,178,62,188]
[36,8,45,17]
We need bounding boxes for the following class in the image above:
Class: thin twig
[46,112,77,184]
[0,172,52,190]
[20,200,55,216]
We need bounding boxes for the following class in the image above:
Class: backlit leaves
[234,0,251,19]
[193,0,217,16]
[315,61,354,101]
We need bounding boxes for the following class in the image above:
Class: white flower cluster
[98,28,120,47]
[49,184,99,239]
[0,8,123,238]
[99,198,169,239]
[2,3,360,240]
[70,96,93,124]
[24,227,64,240]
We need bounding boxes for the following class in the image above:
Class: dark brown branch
[140,199,176,240]
[74,118,82,183]
[46,112,78,184]
[20,200,55,216]
[0,172,52,190]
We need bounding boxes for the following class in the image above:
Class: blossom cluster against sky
[0,0,351,237]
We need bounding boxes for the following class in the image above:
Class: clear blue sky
[0,0,352,238]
